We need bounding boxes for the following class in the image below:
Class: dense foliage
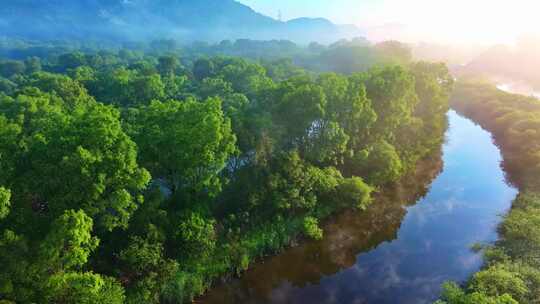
[0,43,451,303]
[451,80,540,191]
[0,38,413,75]
[436,80,540,303]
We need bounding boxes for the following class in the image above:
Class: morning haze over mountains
[0,0,364,44]
[2,1,540,304]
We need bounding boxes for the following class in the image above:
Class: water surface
[201,111,517,304]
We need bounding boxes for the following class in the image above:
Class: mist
[0,0,363,45]
[2,1,540,304]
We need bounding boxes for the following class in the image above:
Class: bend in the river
[200,110,518,304]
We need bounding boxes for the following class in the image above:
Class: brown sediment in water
[198,149,444,304]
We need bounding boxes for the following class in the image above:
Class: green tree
[0,187,10,219]
[0,115,20,186]
[303,121,349,165]
[362,66,418,141]
[24,57,42,74]
[469,265,529,303]
[57,52,87,71]
[132,74,165,104]
[500,206,540,260]
[303,216,323,240]
[309,73,378,164]
[374,40,412,64]
[410,62,453,148]
[198,77,234,99]
[45,272,125,304]
[0,92,150,231]
[70,66,97,85]
[353,140,403,185]
[157,55,179,77]
[218,59,273,97]
[127,98,236,197]
[119,234,179,304]
[0,60,25,78]
[335,177,373,209]
[436,282,518,304]
[0,229,39,302]
[24,71,96,107]
[343,73,378,147]
[318,73,376,149]
[176,212,216,260]
[40,209,99,270]
[318,46,378,74]
[0,209,118,303]
[193,58,215,81]
[273,82,326,148]
[90,68,165,107]
[0,77,17,95]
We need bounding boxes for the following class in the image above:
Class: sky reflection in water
[200,111,518,304]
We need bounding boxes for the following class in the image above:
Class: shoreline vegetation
[0,40,452,303]
[200,144,443,303]
[435,80,540,303]
[200,144,445,302]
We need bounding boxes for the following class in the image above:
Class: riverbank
[193,150,443,300]
[436,80,540,303]
[198,146,445,303]
[199,110,519,304]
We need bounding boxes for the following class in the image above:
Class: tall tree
[127,98,236,198]
[0,91,150,232]
[361,66,418,142]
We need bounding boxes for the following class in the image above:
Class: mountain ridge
[0,0,364,44]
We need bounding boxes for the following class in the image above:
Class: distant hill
[0,0,364,44]
[457,38,540,89]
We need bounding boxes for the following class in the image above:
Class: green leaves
[303,121,349,165]
[24,71,96,108]
[0,91,150,231]
[303,216,323,240]
[274,83,326,145]
[352,140,404,185]
[363,65,418,141]
[335,177,373,210]
[40,210,99,270]
[127,98,236,197]
[176,212,216,260]
[267,151,319,212]
[469,264,529,303]
[0,49,455,303]
[45,272,125,304]
[119,235,179,304]
[321,73,376,150]
[437,282,518,304]
[0,187,11,220]
[89,67,165,107]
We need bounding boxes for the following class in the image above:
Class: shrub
[303,216,323,240]
[335,176,373,209]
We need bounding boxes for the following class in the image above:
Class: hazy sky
[238,0,540,45]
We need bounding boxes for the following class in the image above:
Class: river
[199,111,518,304]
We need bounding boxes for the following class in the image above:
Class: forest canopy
[0,41,452,303]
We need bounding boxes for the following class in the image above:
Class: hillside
[456,37,540,88]
[0,0,364,44]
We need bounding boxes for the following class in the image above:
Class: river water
[200,110,518,304]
